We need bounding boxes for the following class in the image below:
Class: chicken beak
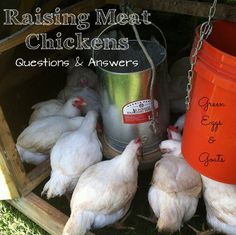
[73,99,87,108]
[96,122,102,133]
[141,145,144,160]
[137,145,144,161]
[81,101,87,106]
[134,138,143,161]
[160,148,170,154]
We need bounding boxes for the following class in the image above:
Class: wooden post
[22,159,51,196]
[0,151,20,200]
[0,106,27,199]
[0,106,51,199]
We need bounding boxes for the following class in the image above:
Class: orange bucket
[182,20,236,184]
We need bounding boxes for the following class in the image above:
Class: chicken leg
[136,209,157,224]
[187,224,215,235]
[113,210,135,230]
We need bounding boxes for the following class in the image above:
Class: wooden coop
[0,0,235,234]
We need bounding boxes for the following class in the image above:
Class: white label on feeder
[122,99,159,124]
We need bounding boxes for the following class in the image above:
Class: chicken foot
[112,210,135,230]
[113,223,135,230]
[65,192,73,202]
[136,214,156,224]
[187,224,215,235]
[136,208,156,224]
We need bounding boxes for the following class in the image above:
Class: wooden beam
[0,151,20,200]
[109,0,236,21]
[0,1,37,77]
[0,106,28,197]
[141,0,236,21]
[0,104,50,199]
[0,0,106,54]
[8,193,94,235]
[8,193,69,235]
[21,159,51,196]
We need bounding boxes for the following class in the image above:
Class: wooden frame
[0,106,51,200]
[0,0,235,234]
[8,193,69,235]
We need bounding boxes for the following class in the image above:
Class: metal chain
[185,0,217,110]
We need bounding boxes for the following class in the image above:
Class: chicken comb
[168,125,178,132]
[96,122,102,133]
[73,96,87,108]
[76,96,84,101]
[167,125,179,140]
[134,138,141,144]
[79,79,88,87]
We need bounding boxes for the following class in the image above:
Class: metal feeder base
[99,134,162,170]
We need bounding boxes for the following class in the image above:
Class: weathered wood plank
[8,193,94,235]
[110,0,236,21]
[0,151,20,200]
[8,193,68,235]
[21,159,51,196]
[0,0,106,54]
[0,106,27,198]
[0,104,50,199]
[0,1,37,77]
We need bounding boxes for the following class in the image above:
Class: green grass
[0,202,48,235]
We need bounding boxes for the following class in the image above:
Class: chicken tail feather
[63,211,94,235]
[157,208,183,233]
[16,145,48,165]
[41,171,72,199]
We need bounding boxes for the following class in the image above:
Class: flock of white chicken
[15,58,236,235]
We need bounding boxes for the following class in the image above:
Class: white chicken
[202,176,236,235]
[31,99,63,111]
[167,125,182,141]
[67,61,98,89]
[63,138,142,235]
[174,113,186,132]
[57,63,99,102]
[67,83,101,114]
[16,116,84,165]
[29,96,86,124]
[147,127,202,233]
[174,112,236,235]
[58,80,101,115]
[42,110,102,199]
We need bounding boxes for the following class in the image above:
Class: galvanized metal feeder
[95,25,170,169]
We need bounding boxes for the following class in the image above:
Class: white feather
[17,116,83,164]
[42,111,102,199]
[202,176,236,235]
[29,97,82,124]
[63,139,141,235]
